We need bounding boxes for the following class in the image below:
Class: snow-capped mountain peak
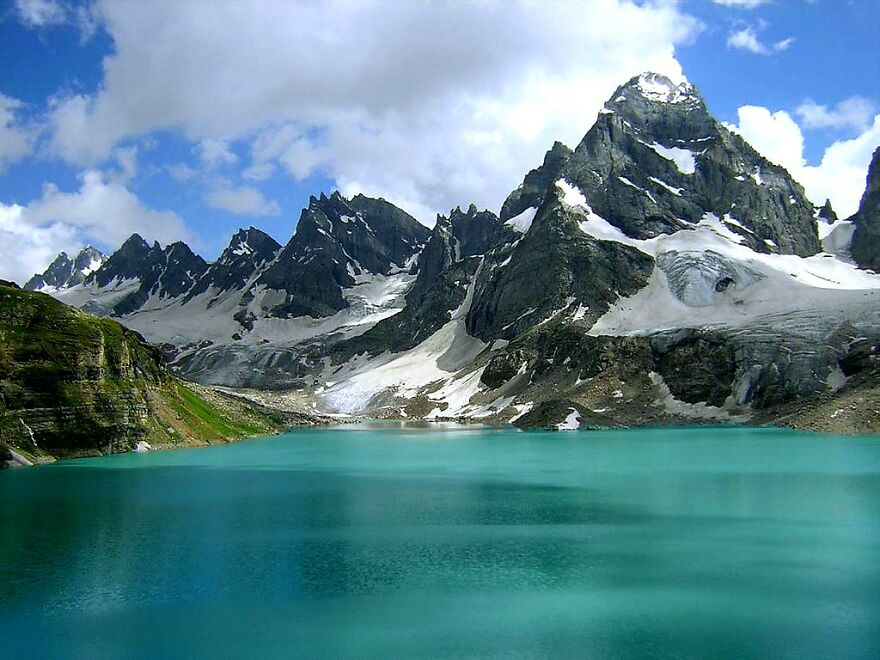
[24,245,106,292]
[630,72,698,105]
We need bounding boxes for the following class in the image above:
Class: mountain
[319,73,878,431]
[331,203,514,358]
[850,147,880,271]
[253,191,429,319]
[24,246,104,292]
[185,227,281,304]
[0,281,304,467]
[25,72,880,433]
[464,73,821,344]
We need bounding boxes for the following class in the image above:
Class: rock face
[0,281,165,455]
[186,227,281,302]
[818,199,838,224]
[850,147,880,270]
[500,141,572,222]
[87,235,209,315]
[24,246,105,292]
[254,192,429,318]
[467,195,655,341]
[549,73,820,255]
[335,205,510,357]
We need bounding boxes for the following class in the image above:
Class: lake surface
[1,424,879,659]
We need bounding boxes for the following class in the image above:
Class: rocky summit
[24,245,105,292]
[23,72,880,434]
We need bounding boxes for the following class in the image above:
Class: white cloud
[0,203,77,284]
[712,0,772,8]
[729,105,880,217]
[47,0,699,220]
[15,0,66,27]
[204,185,280,216]
[0,94,34,169]
[773,37,795,51]
[111,146,138,183]
[727,25,793,55]
[0,170,191,283]
[796,97,877,131]
[195,139,238,169]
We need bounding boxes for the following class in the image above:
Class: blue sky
[0,0,877,283]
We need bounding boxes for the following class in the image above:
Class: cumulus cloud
[729,105,880,217]
[204,184,280,216]
[796,97,877,131]
[0,170,191,282]
[727,25,793,54]
[0,204,77,284]
[0,94,34,169]
[46,0,699,221]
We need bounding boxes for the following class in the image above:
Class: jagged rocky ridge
[24,246,104,292]
[26,73,880,432]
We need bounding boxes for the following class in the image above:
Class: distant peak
[119,233,149,251]
[615,72,699,106]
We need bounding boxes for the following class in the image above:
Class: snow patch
[505,207,537,234]
[635,73,697,104]
[646,142,697,175]
[555,178,588,207]
[648,177,683,196]
[556,408,581,431]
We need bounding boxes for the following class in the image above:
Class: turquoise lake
[1,424,879,659]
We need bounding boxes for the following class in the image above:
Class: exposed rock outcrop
[850,147,880,271]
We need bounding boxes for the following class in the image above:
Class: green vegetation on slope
[0,281,288,465]
[151,382,287,444]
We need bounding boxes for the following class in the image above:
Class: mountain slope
[556,73,819,255]
[311,74,880,429]
[254,191,429,318]
[0,281,297,466]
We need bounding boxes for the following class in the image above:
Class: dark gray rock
[651,330,737,407]
[466,194,655,341]
[818,198,838,224]
[25,245,105,291]
[255,191,429,318]
[500,141,572,222]
[88,235,209,315]
[850,147,880,270]
[332,205,509,357]
[549,73,819,255]
[186,227,280,303]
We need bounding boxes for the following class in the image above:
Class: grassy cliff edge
[0,281,307,466]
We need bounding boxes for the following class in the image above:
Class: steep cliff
[0,281,295,466]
